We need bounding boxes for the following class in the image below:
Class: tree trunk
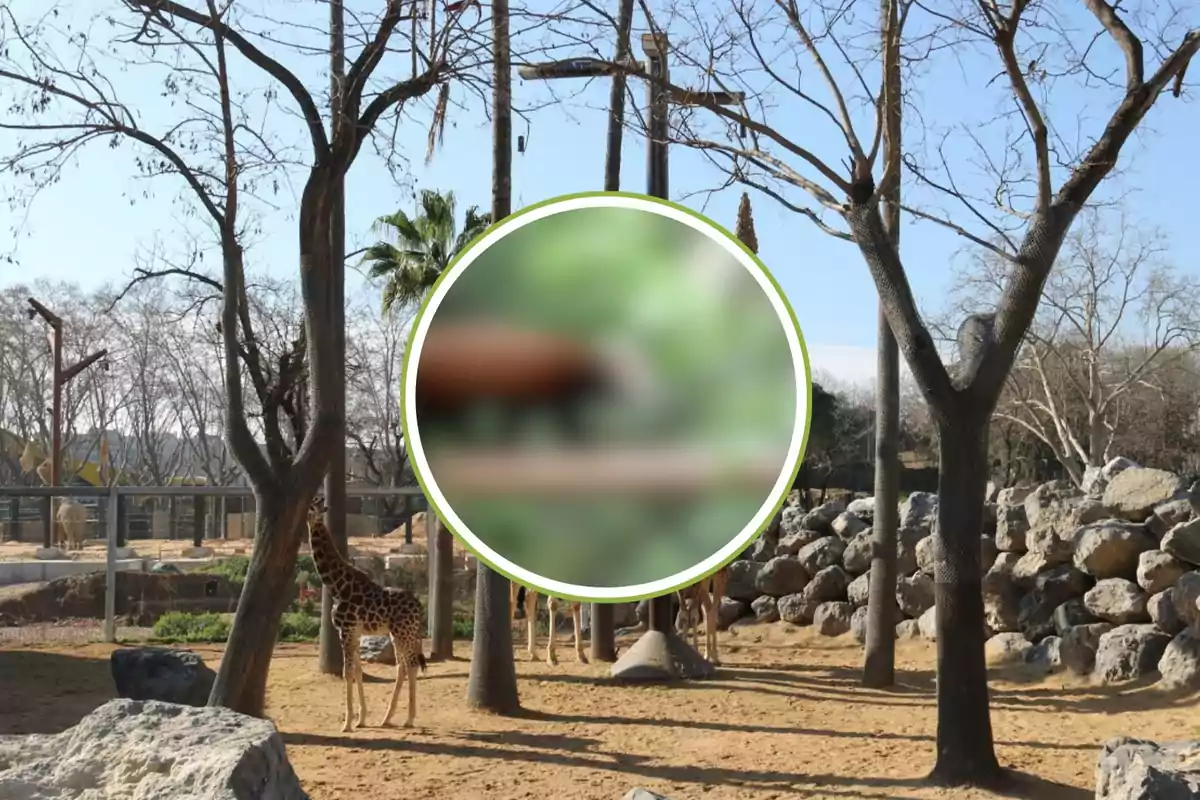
[465,563,520,712]
[430,516,455,659]
[927,413,1002,786]
[863,310,899,687]
[193,495,206,549]
[208,494,307,716]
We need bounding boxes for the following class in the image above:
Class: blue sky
[1,1,1195,388]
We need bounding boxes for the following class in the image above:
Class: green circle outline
[398,190,813,604]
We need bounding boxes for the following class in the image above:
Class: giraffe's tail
[416,651,428,674]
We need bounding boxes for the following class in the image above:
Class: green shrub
[452,615,474,639]
[195,555,250,584]
[152,612,230,643]
[279,611,321,642]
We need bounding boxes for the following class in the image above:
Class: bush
[279,611,321,642]
[452,615,474,639]
[195,555,250,584]
[152,611,231,643]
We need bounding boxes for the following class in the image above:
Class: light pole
[517,32,745,682]
[27,298,108,555]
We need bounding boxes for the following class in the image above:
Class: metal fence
[0,485,435,644]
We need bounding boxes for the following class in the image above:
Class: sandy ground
[3,624,1198,800]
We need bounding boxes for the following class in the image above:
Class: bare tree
[950,206,1200,487]
[611,0,1200,786]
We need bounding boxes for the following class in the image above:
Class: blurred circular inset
[402,192,810,601]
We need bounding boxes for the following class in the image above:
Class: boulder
[1026,635,1062,674]
[1053,598,1099,635]
[847,572,870,608]
[1073,521,1154,579]
[754,556,810,597]
[1027,527,1075,566]
[623,790,674,800]
[1084,578,1150,625]
[996,485,1034,507]
[1157,629,1200,690]
[717,597,748,630]
[802,565,850,604]
[1137,550,1188,595]
[1023,479,1079,531]
[899,492,937,530]
[797,536,846,576]
[846,496,875,523]
[917,606,938,640]
[1011,551,1057,590]
[1035,563,1091,607]
[1061,622,1112,675]
[778,593,819,625]
[775,529,824,557]
[110,647,216,707]
[0,699,308,800]
[850,606,869,644]
[1093,624,1172,684]
[1095,737,1200,799]
[746,536,776,562]
[1017,592,1059,643]
[896,573,936,618]
[915,536,936,576]
[841,533,874,575]
[1171,571,1200,630]
[725,560,762,602]
[1147,589,1185,636]
[1103,468,1188,523]
[813,602,854,637]
[779,505,806,537]
[985,632,1032,665]
[831,511,869,540]
[1161,519,1200,566]
[983,569,1021,633]
[895,619,921,640]
[802,501,846,534]
[1147,498,1192,539]
[994,504,1030,553]
[359,635,395,665]
[896,526,925,576]
[751,595,780,623]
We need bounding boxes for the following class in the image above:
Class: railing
[0,485,429,642]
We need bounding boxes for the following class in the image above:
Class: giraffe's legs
[524,589,538,661]
[379,635,407,728]
[339,630,357,733]
[353,644,368,728]
[545,596,559,666]
[404,662,418,728]
[571,602,588,664]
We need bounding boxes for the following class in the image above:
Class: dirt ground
[3,625,1198,800]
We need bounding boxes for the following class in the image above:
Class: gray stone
[0,698,308,799]
[1137,550,1188,595]
[754,556,810,597]
[1060,622,1112,675]
[717,597,748,630]
[1093,624,1172,684]
[623,790,674,800]
[110,647,216,707]
[1172,572,1200,630]
[996,503,1030,553]
[997,485,1034,507]
[917,606,938,640]
[980,535,999,573]
[1074,521,1155,579]
[896,573,936,618]
[1036,563,1091,606]
[1157,629,1200,691]
[983,569,1021,633]
[725,560,762,602]
[1023,479,1079,531]
[797,536,846,576]
[847,572,870,608]
[1017,592,1060,643]
[896,525,924,576]
[778,593,819,625]
[1085,578,1151,625]
[746,535,776,562]
[1082,465,1108,496]
[1103,468,1188,523]
[841,532,874,575]
[831,511,869,540]
[1054,598,1099,635]
[779,505,807,537]
[775,529,824,557]
[895,619,921,640]
[1147,498,1192,540]
[899,492,938,530]
[1026,635,1062,674]
[915,535,936,576]
[813,601,854,637]
[802,565,850,604]
[1027,526,1075,566]
[1162,519,1200,566]
[802,501,846,534]
[359,635,396,665]
[850,606,869,644]
[847,496,875,522]
[1148,589,1185,636]
[751,595,780,623]
[985,632,1033,665]
[1095,737,1200,799]
[1012,551,1057,590]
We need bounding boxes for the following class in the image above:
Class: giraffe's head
[307,496,327,532]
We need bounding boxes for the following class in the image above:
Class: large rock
[110,647,216,707]
[778,593,819,625]
[1053,597,1099,634]
[850,606,869,644]
[899,492,937,530]
[802,565,850,604]
[1147,498,1192,539]
[841,533,874,575]
[915,535,937,576]
[624,790,674,800]
[895,619,921,640]
[725,560,762,602]
[0,698,308,799]
[1095,737,1200,799]
[847,572,870,608]
[847,496,875,524]
[1017,592,1060,642]
[1026,635,1063,674]
[813,602,854,637]
[917,606,938,640]
[1137,550,1188,595]
[360,635,395,665]
[896,573,936,618]
[896,526,925,576]
[1171,571,1200,630]
[994,504,1030,553]
[1093,624,1172,684]
[1027,526,1075,566]
[754,556,810,597]
[1060,622,1112,675]
[1022,479,1079,531]
[797,536,846,576]
[1147,589,1185,636]
[1103,468,1188,523]
[775,529,824,557]
[1011,551,1057,590]
[751,595,780,623]
[1161,519,1200,566]
[831,511,869,540]
[1074,521,1154,579]
[779,504,806,537]
[1084,578,1150,625]
[717,597,747,629]
[996,485,1034,507]
[985,632,1032,665]
[1036,563,1091,606]
[1158,629,1200,690]
[802,501,846,534]
[983,571,1021,634]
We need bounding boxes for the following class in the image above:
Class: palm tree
[361,189,491,315]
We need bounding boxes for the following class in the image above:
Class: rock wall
[726,458,1200,688]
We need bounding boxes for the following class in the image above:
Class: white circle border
[402,193,810,601]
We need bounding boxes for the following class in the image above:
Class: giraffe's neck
[308,520,352,592]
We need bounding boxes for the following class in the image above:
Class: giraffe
[676,564,731,665]
[305,498,427,732]
[508,582,588,666]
